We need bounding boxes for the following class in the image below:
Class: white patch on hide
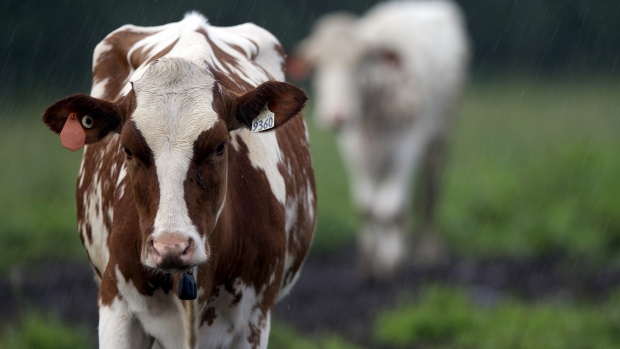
[91,78,109,99]
[98,297,152,349]
[82,178,110,275]
[230,129,286,204]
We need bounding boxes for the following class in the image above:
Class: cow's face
[288,14,362,130]
[288,13,401,130]
[42,57,307,273]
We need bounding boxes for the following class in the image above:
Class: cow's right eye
[124,146,133,159]
[215,141,226,155]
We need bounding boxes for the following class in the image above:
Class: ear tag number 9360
[251,111,275,133]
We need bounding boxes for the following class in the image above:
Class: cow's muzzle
[147,234,196,272]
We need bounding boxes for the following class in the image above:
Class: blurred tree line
[1,0,618,101]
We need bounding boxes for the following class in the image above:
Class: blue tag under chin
[178,271,197,300]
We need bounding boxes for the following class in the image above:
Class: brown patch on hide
[129,39,179,69]
[203,306,216,326]
[183,121,229,262]
[119,121,160,259]
[92,30,154,100]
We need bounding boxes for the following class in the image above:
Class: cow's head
[287,13,401,130]
[42,57,307,273]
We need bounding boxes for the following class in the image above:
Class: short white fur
[132,58,218,267]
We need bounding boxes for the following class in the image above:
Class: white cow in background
[288,0,470,278]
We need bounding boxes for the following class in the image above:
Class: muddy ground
[1,245,619,347]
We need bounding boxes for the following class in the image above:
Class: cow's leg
[404,128,449,267]
[336,129,387,277]
[358,216,406,279]
[337,129,376,216]
[413,134,450,266]
[98,293,153,349]
[417,133,453,228]
[368,129,427,277]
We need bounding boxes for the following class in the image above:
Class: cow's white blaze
[132,58,220,267]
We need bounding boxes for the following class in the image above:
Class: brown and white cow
[289,0,469,277]
[41,12,315,349]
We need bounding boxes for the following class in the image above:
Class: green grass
[0,102,85,270]
[375,284,620,349]
[440,76,620,263]
[269,322,361,349]
[0,313,92,349]
[305,114,358,252]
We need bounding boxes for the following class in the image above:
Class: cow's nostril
[148,239,160,259]
[182,239,195,257]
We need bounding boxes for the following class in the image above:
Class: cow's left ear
[42,92,134,151]
[218,81,307,132]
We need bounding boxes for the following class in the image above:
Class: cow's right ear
[42,92,134,151]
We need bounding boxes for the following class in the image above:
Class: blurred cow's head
[288,13,401,130]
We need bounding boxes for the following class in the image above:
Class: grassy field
[0,313,91,349]
[375,285,620,349]
[0,99,85,270]
[0,76,619,347]
[440,76,620,264]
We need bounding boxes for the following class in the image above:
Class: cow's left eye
[123,146,133,159]
[215,142,226,155]
[82,115,94,129]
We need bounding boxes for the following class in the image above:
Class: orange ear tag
[60,113,86,151]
